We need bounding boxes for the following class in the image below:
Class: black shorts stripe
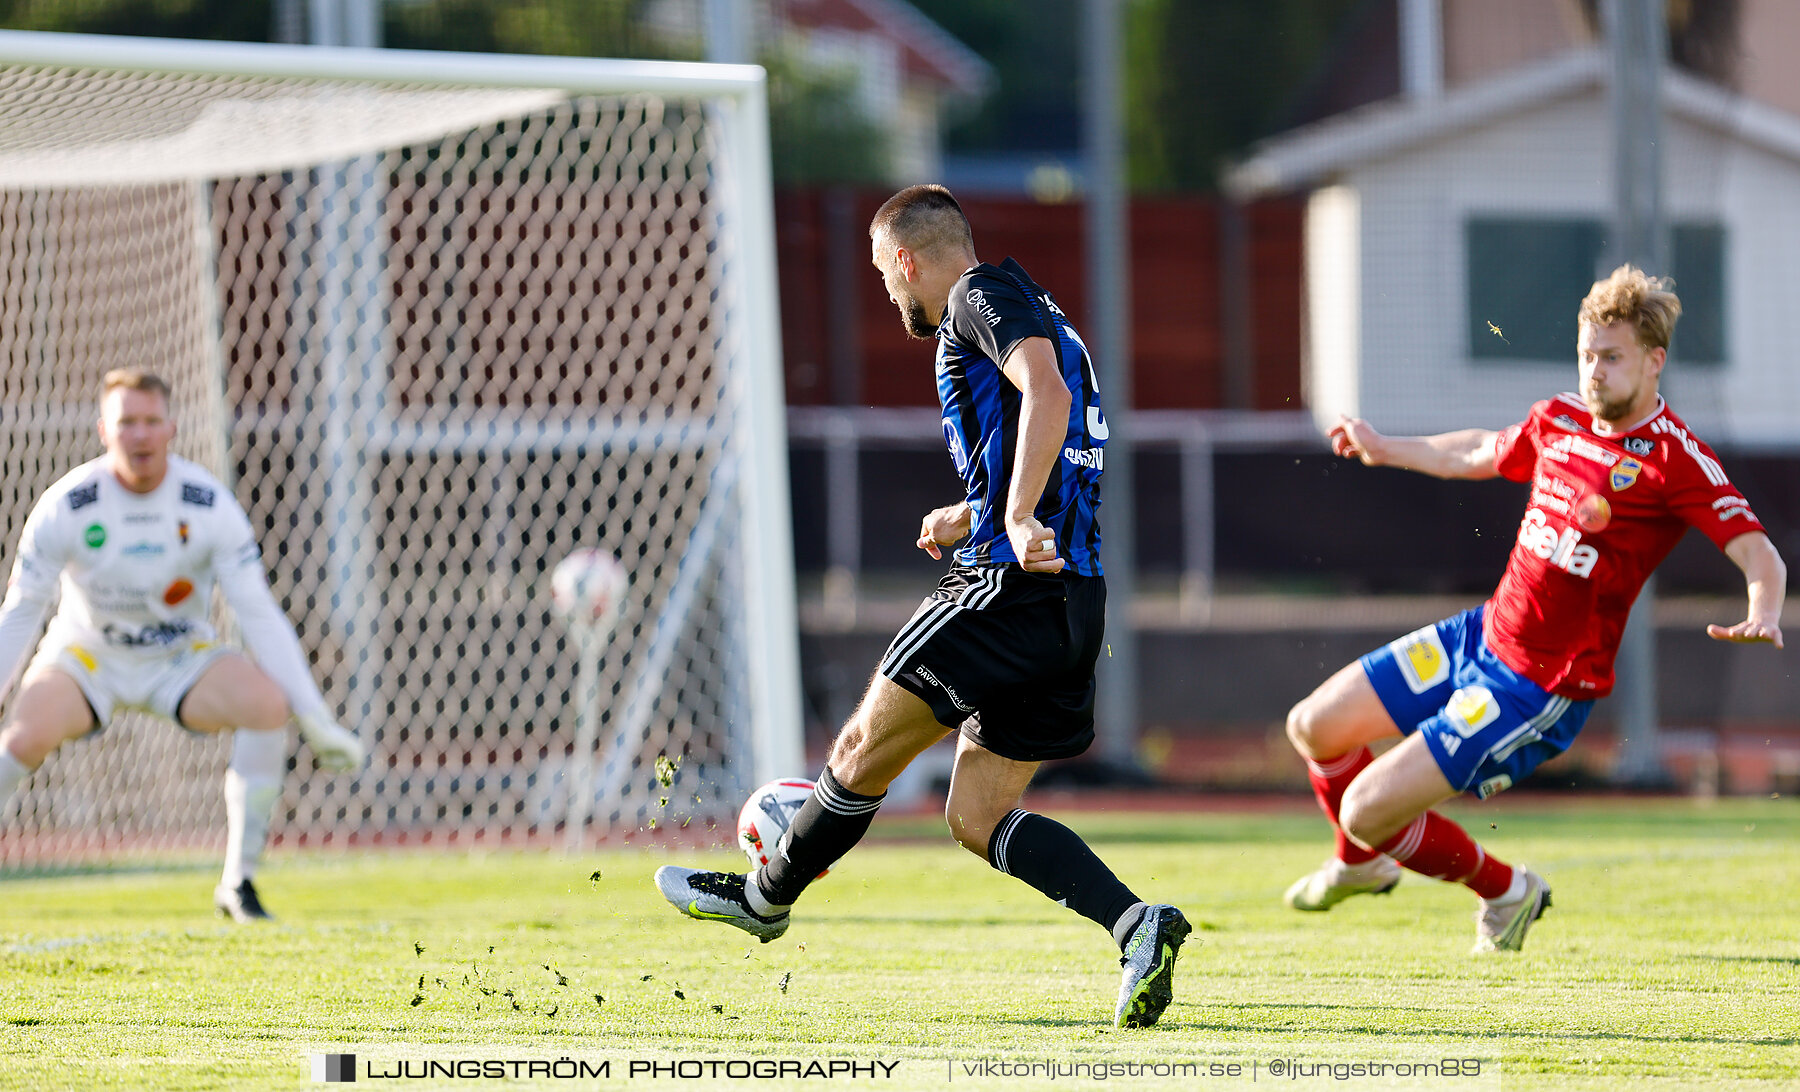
[884,565,1106,762]
[893,570,992,642]
[878,601,956,675]
[878,567,1006,676]
[878,572,993,676]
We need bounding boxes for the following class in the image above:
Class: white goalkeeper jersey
[0,455,327,719]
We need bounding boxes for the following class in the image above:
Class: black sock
[988,809,1144,944]
[755,767,884,906]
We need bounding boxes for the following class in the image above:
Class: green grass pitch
[2,798,1795,1090]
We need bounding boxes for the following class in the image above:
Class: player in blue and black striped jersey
[655,185,1190,1028]
[933,251,1106,574]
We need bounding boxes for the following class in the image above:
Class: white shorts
[25,636,232,729]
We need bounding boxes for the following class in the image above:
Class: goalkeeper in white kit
[0,369,365,920]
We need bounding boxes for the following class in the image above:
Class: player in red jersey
[1282,265,1786,952]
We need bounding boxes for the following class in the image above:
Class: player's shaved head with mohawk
[869,184,979,339]
[869,184,975,259]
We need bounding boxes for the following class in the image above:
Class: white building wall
[1311,88,1800,444]
[1686,124,1800,445]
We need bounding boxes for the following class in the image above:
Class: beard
[899,294,936,340]
[1582,384,1634,423]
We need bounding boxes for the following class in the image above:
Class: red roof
[781,0,992,96]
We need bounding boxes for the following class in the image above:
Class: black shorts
[879,563,1106,762]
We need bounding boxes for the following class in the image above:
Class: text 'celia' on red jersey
[1485,394,1764,699]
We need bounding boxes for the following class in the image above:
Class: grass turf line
[0,799,1795,1090]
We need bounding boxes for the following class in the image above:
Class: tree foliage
[1,0,887,185]
[909,0,1365,192]
[1125,0,1365,192]
[383,0,677,60]
[907,0,1079,154]
[762,48,889,186]
[0,0,1367,192]
[0,0,268,40]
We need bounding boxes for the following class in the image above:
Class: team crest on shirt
[1610,457,1643,492]
[1391,625,1449,694]
[178,520,190,545]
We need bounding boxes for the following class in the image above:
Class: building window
[1669,223,1725,364]
[1465,217,1725,364]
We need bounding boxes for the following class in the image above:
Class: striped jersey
[1485,394,1764,698]
[935,257,1106,576]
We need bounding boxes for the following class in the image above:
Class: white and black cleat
[1115,904,1191,1028]
[215,878,274,923]
[1473,868,1551,953]
[1283,856,1403,912]
[654,866,789,943]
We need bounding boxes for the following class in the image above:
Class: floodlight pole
[308,0,386,734]
[1605,0,1671,787]
[706,0,753,65]
[1083,0,1139,771]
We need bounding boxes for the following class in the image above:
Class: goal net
[0,31,802,868]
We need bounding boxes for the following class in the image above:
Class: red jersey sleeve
[1491,404,1545,483]
[1661,430,1765,549]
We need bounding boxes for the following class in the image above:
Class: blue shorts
[1360,606,1592,798]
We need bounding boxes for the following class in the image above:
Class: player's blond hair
[101,368,172,403]
[869,184,975,259]
[1578,264,1682,350]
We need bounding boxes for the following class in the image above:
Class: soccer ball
[736,778,826,876]
[549,548,629,630]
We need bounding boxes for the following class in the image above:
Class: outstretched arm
[0,502,67,707]
[216,554,365,771]
[0,581,54,709]
[214,554,331,722]
[1708,532,1786,648]
[1329,416,1501,480]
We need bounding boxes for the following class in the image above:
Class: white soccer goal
[0,30,803,867]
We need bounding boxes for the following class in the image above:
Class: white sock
[1110,901,1150,949]
[744,874,790,917]
[0,747,33,808]
[1486,866,1528,905]
[223,729,287,888]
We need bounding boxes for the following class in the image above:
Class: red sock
[1378,811,1515,898]
[1304,747,1378,864]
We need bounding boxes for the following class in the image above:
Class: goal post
[0,29,804,865]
